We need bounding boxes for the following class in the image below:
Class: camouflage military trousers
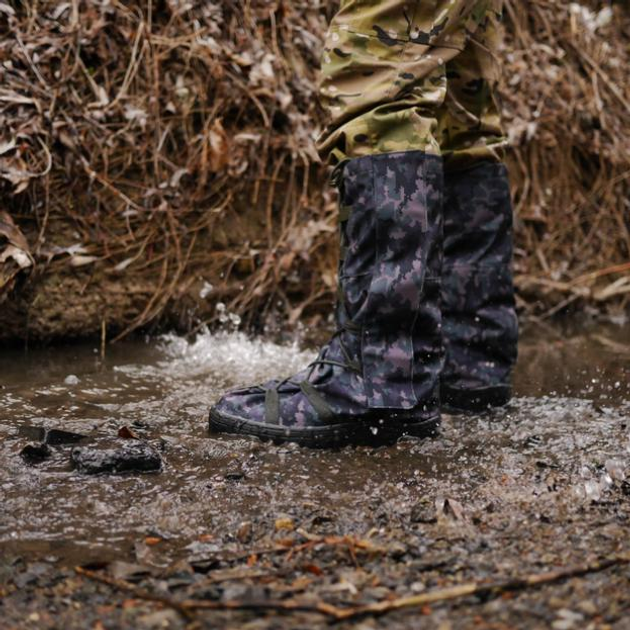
[317,0,506,169]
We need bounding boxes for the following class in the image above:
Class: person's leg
[209,1,490,445]
[318,0,489,166]
[436,0,506,171]
[436,2,519,412]
[209,149,444,447]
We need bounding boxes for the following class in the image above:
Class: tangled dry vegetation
[0,0,628,341]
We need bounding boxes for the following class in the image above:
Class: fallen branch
[77,552,630,622]
[75,565,340,619]
[334,553,630,620]
[74,566,195,621]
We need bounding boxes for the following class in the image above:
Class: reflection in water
[0,322,628,564]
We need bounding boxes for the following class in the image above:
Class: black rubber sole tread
[209,408,440,449]
[441,384,512,415]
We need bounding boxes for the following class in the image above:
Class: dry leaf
[118,426,139,440]
[208,119,229,172]
[0,211,33,299]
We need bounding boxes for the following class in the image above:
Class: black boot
[209,151,444,447]
[441,162,519,413]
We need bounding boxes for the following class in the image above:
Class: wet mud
[0,320,629,629]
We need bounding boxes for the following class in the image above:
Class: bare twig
[77,553,630,623]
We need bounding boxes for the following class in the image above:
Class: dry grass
[0,1,628,339]
[503,1,630,317]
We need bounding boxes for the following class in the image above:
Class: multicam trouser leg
[318,0,518,412]
[317,0,507,168]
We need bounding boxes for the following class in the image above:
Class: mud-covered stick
[75,565,344,619]
[75,566,195,621]
[188,552,630,620]
[181,599,346,617]
[335,552,630,620]
[77,553,630,622]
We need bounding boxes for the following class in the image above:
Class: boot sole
[441,384,512,415]
[209,408,440,449]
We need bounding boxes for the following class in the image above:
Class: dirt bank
[1,1,629,343]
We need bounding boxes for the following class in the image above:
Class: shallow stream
[1,319,629,568]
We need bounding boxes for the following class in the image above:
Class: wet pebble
[410,498,437,524]
[20,442,52,464]
[552,609,585,630]
[577,600,598,615]
[71,440,162,475]
[137,609,183,629]
[224,471,245,481]
[409,580,426,593]
[237,520,253,543]
[274,516,295,532]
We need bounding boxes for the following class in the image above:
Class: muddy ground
[1,320,629,629]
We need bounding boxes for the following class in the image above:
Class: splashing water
[0,322,628,565]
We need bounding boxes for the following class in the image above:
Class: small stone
[410,581,426,593]
[275,517,294,532]
[237,521,253,543]
[20,443,52,464]
[558,609,584,622]
[577,600,598,615]
[71,440,162,475]
[438,497,465,521]
[224,471,245,481]
[410,499,437,524]
[137,609,182,629]
[552,609,585,630]
[64,374,80,385]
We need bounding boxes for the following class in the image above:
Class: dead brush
[0,0,628,339]
[503,0,630,317]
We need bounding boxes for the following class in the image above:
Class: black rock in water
[19,426,87,445]
[20,443,52,464]
[71,440,162,475]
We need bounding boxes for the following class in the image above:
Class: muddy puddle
[1,319,629,629]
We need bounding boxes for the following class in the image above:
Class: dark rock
[46,429,88,445]
[19,425,87,445]
[410,499,437,524]
[71,440,162,475]
[20,443,52,463]
[13,562,51,588]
